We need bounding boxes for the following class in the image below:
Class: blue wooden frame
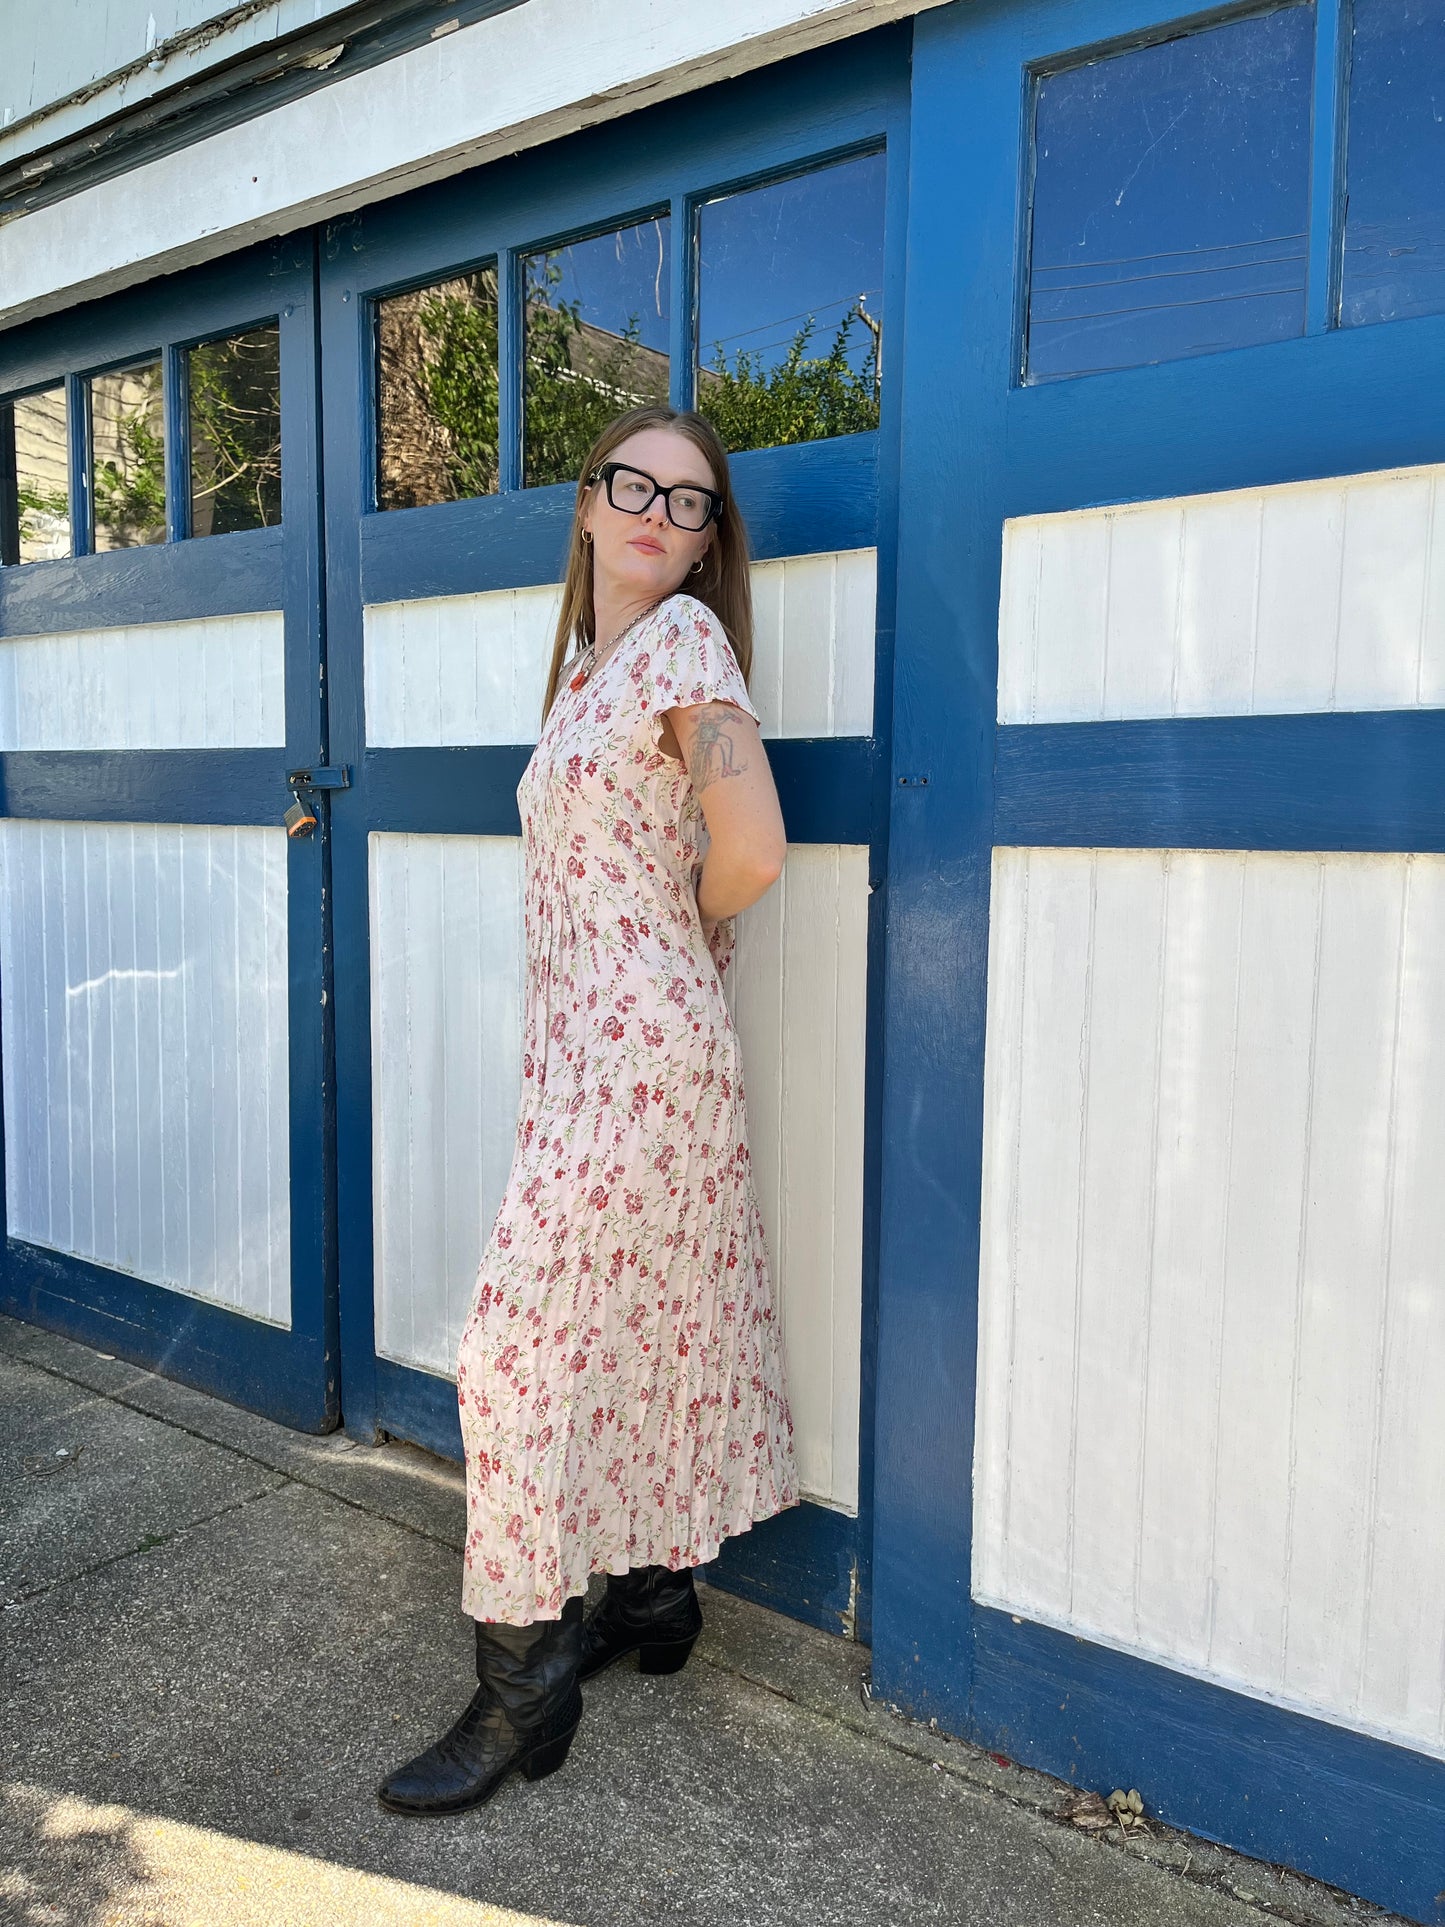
[873,0,1445,1917]
[320,29,912,1640]
[0,237,339,1433]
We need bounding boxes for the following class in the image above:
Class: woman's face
[581,427,718,608]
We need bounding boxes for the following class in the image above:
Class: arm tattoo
[685,701,750,795]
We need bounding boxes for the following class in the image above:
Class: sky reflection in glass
[698,153,885,379]
[1026,5,1313,381]
[1342,0,1445,326]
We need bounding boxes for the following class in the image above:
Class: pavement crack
[1,1343,467,1560]
[4,1476,291,1608]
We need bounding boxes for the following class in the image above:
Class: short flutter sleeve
[642,594,760,758]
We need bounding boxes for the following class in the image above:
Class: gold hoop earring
[691,557,704,575]
[581,529,592,544]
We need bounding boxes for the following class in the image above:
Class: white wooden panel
[370,833,526,1375]
[364,586,563,748]
[0,615,285,749]
[747,548,877,738]
[364,549,876,747]
[998,464,1445,722]
[976,847,1445,1758]
[369,833,867,1516]
[731,843,869,1514]
[0,820,290,1322]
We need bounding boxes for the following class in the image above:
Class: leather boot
[377,1593,585,1816]
[578,1562,704,1682]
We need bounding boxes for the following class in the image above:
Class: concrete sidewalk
[0,1313,1399,1927]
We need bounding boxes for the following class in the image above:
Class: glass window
[188,325,282,535]
[91,357,166,549]
[1341,0,1445,326]
[1025,6,1314,382]
[696,152,885,453]
[377,266,499,511]
[523,215,670,489]
[2,385,70,564]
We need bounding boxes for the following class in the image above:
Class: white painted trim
[0,0,358,170]
[0,0,947,328]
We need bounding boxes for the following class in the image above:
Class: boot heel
[639,1634,697,1675]
[520,1723,578,1781]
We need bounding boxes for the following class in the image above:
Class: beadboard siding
[997,464,1445,724]
[0,819,292,1322]
[368,832,867,1515]
[746,548,877,739]
[729,842,869,1514]
[363,549,876,747]
[0,614,286,750]
[974,846,1445,1757]
[369,832,527,1377]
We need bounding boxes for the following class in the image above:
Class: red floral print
[456,593,798,1623]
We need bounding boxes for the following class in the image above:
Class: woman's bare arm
[660,699,786,925]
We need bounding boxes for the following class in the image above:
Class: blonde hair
[540,405,755,726]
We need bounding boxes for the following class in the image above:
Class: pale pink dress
[456,591,799,1624]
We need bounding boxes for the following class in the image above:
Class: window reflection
[1025,7,1313,381]
[377,266,499,511]
[524,215,670,489]
[189,326,282,535]
[1342,0,1445,326]
[3,385,70,564]
[696,152,885,453]
[91,358,166,550]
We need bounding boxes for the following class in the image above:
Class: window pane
[1026,6,1313,382]
[91,358,165,549]
[189,326,282,535]
[1342,0,1445,326]
[4,386,70,564]
[696,152,885,453]
[377,266,499,511]
[524,216,670,489]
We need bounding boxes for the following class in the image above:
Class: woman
[378,404,799,1816]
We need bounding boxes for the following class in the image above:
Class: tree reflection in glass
[523,216,670,488]
[697,152,885,453]
[3,385,70,564]
[189,327,282,535]
[377,266,500,511]
[92,359,165,550]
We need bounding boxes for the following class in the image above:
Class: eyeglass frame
[587,460,724,532]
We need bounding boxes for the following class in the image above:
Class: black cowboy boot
[377,1593,585,1816]
[578,1562,704,1682]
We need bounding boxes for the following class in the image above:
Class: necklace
[567,599,662,691]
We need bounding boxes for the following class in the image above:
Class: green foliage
[16,480,69,519]
[416,288,501,498]
[92,369,166,544]
[189,329,282,533]
[406,256,883,497]
[698,304,881,451]
[521,257,667,487]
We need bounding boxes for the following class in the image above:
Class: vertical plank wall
[977,465,1445,1758]
[0,614,292,1320]
[365,550,875,1516]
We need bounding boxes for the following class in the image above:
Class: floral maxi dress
[456,591,799,1624]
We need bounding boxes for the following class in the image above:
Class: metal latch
[284,764,351,838]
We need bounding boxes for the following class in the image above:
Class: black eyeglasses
[588,461,723,533]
